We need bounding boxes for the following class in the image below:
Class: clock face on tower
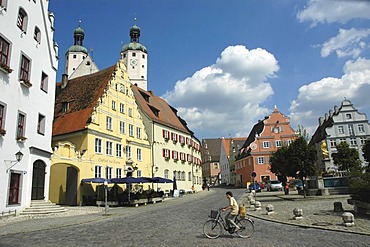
[130,59,138,66]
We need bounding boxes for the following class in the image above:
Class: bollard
[266,204,275,215]
[293,208,303,219]
[333,202,344,212]
[250,198,256,205]
[255,201,262,211]
[342,212,355,227]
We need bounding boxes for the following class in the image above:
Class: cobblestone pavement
[242,190,370,236]
[0,188,370,247]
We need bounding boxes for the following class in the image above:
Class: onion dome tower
[121,18,148,90]
[64,21,88,78]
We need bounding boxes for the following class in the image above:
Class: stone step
[20,200,67,215]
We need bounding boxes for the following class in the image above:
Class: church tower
[120,18,148,90]
[64,22,98,79]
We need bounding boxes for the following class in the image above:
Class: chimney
[61,74,68,88]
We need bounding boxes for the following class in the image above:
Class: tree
[332,142,361,173]
[362,139,370,168]
[269,136,317,197]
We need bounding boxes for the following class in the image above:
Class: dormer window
[62,102,70,112]
[346,113,352,119]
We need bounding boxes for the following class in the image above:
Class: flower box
[16,136,27,142]
[0,129,6,136]
[0,62,13,74]
[20,78,33,88]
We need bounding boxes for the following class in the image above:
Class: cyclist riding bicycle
[221,191,240,232]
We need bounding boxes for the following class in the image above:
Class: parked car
[248,182,261,192]
[267,180,283,191]
[290,179,303,190]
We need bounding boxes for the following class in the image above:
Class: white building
[310,99,370,174]
[64,23,98,80]
[120,19,148,91]
[0,0,58,213]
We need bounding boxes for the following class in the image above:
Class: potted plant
[0,62,13,74]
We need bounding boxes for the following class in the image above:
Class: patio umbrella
[111,177,150,202]
[150,177,173,183]
[81,177,111,183]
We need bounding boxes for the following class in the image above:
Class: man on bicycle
[222,191,240,232]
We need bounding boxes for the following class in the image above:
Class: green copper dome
[66,45,88,54]
[74,26,85,35]
[121,42,147,53]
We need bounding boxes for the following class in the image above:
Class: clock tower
[121,19,148,90]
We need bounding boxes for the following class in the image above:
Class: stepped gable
[53,65,116,136]
[131,84,191,134]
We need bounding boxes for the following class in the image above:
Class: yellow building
[50,60,151,205]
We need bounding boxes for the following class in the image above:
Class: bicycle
[203,208,255,239]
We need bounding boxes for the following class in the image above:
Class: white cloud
[289,57,370,136]
[321,28,370,58]
[162,45,279,138]
[297,0,370,26]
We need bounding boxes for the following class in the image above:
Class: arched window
[17,7,28,33]
[34,26,41,43]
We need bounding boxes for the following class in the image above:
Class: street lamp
[4,151,24,173]
[103,180,108,215]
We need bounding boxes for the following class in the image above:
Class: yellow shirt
[229,197,239,215]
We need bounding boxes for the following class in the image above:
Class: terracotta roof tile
[53,65,116,136]
[131,85,191,134]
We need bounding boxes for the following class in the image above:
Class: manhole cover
[312,222,333,226]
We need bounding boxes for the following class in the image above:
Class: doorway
[32,160,45,200]
[65,166,78,205]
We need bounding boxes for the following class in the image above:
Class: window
[262,141,270,148]
[187,154,192,162]
[20,54,30,81]
[128,108,133,117]
[330,139,336,147]
[163,130,169,140]
[95,138,102,153]
[116,168,122,178]
[172,151,178,160]
[350,138,357,146]
[0,36,11,69]
[119,121,125,134]
[171,133,178,142]
[106,167,112,179]
[348,124,354,135]
[346,113,352,119]
[119,103,125,113]
[162,148,170,159]
[37,114,45,135]
[126,146,132,159]
[180,152,185,161]
[339,138,346,144]
[116,143,122,157]
[112,101,116,111]
[136,127,141,139]
[33,26,41,43]
[188,172,191,181]
[95,166,102,178]
[181,172,185,181]
[132,52,136,57]
[129,124,134,137]
[120,84,125,93]
[338,126,344,134]
[62,102,69,112]
[0,103,5,131]
[286,140,292,146]
[256,157,266,164]
[8,172,21,205]
[137,148,142,161]
[106,141,113,155]
[40,72,48,92]
[272,127,280,133]
[164,169,169,179]
[142,54,145,59]
[17,8,28,32]
[358,124,365,133]
[106,116,112,130]
[275,140,282,147]
[136,170,142,177]
[17,112,26,139]
[179,135,185,145]
[360,138,366,145]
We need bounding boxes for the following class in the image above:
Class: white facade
[219,139,230,185]
[150,123,202,192]
[313,99,370,173]
[0,0,58,213]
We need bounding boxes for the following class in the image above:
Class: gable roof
[131,84,192,135]
[53,65,116,136]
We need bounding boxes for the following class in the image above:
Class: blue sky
[49,0,370,140]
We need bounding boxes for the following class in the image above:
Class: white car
[267,180,283,191]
